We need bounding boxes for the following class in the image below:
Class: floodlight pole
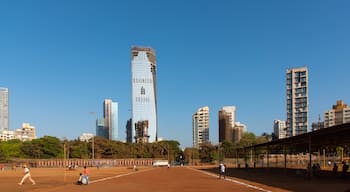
[90,112,95,162]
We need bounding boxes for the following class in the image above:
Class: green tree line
[0,132,269,164]
[0,136,183,162]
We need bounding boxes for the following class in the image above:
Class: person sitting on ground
[76,173,83,185]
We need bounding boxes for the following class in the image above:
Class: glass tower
[0,87,9,133]
[103,99,118,140]
[131,46,158,143]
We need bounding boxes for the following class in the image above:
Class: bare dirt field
[1,165,350,192]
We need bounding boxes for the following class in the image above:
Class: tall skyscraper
[324,100,350,128]
[131,46,158,143]
[192,106,209,148]
[96,117,106,138]
[286,67,308,137]
[103,99,118,140]
[218,106,236,143]
[0,87,9,133]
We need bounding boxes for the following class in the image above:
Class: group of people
[17,164,90,186]
[76,166,90,185]
[332,161,349,177]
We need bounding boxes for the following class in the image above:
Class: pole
[309,135,312,178]
[168,143,170,163]
[64,142,66,182]
[90,112,95,162]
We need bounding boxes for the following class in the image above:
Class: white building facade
[0,123,37,142]
[0,130,14,141]
[286,67,309,137]
[273,120,287,139]
[0,87,9,133]
[14,123,37,141]
[131,46,158,142]
[79,133,94,142]
[192,106,209,148]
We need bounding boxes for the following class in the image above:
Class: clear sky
[1,0,349,148]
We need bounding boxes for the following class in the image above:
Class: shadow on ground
[202,167,350,192]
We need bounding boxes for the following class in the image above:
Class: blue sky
[0,0,349,148]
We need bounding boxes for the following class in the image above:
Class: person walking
[18,165,36,185]
[219,162,226,179]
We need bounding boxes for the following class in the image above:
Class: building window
[141,87,145,95]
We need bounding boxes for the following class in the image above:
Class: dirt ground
[1,165,350,192]
[204,166,350,192]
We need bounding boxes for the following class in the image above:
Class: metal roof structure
[245,123,350,153]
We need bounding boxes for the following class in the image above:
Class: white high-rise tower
[193,106,209,148]
[131,46,158,143]
[0,87,9,133]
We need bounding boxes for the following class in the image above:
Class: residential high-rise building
[192,106,209,148]
[218,106,236,143]
[103,99,118,140]
[0,87,9,133]
[131,46,158,143]
[286,67,308,137]
[273,120,287,139]
[324,100,350,128]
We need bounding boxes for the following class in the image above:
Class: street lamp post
[90,112,95,162]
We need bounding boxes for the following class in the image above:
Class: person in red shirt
[83,166,90,184]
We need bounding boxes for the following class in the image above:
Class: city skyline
[1,1,350,148]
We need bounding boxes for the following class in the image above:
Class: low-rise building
[324,100,350,128]
[14,123,37,141]
[79,133,94,142]
[0,130,15,141]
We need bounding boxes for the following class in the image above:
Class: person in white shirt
[18,165,36,185]
[219,162,226,179]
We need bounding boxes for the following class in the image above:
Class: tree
[39,136,63,158]
[237,132,256,148]
[183,147,199,164]
[220,140,236,158]
[0,139,23,161]
[199,143,217,163]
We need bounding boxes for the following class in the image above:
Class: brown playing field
[1,166,350,192]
